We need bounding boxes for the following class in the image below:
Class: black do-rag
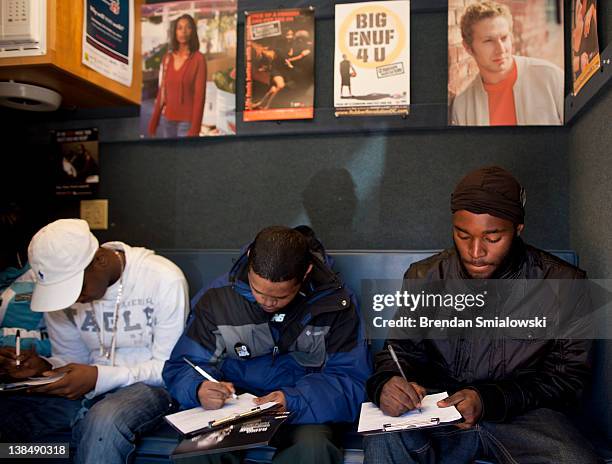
[451,166,526,224]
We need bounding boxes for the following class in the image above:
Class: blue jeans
[159,117,191,138]
[0,382,172,464]
[363,408,598,464]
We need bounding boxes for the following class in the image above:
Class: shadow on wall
[302,168,357,249]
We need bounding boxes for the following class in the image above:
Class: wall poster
[244,8,315,121]
[54,128,100,197]
[448,0,565,126]
[140,0,237,138]
[82,0,134,87]
[334,1,410,117]
[572,0,600,95]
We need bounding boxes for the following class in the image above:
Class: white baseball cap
[28,219,99,312]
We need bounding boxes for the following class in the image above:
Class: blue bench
[132,249,611,463]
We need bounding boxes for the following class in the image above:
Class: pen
[208,406,263,428]
[15,330,21,367]
[183,356,238,400]
[388,344,422,412]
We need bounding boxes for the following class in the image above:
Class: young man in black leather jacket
[364,166,597,464]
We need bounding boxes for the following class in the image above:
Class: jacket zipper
[272,346,279,364]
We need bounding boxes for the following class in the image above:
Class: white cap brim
[30,270,85,312]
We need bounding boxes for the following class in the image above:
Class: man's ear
[92,249,109,269]
[516,224,525,236]
[302,263,314,281]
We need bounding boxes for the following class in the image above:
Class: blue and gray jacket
[163,240,371,424]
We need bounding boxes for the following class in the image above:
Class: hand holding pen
[183,357,238,409]
[0,345,49,378]
[379,344,427,417]
[0,331,21,374]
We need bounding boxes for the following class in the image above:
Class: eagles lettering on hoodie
[43,242,188,397]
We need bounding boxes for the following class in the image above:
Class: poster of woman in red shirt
[141,1,237,138]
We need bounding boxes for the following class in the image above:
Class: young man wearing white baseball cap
[0,219,188,464]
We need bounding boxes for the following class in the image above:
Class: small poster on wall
[572,0,600,95]
[334,1,410,117]
[140,0,237,138]
[448,0,565,126]
[244,8,315,121]
[82,0,134,87]
[54,128,100,197]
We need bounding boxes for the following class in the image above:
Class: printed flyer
[334,1,410,117]
[54,128,100,197]
[244,8,315,121]
[82,0,134,86]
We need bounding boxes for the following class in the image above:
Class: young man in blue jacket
[163,226,371,463]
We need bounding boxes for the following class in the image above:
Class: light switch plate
[80,199,108,230]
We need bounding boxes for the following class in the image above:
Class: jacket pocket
[289,325,329,367]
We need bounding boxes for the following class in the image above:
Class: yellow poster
[334,1,410,117]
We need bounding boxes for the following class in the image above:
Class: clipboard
[164,393,283,437]
[207,403,283,429]
[382,417,443,432]
[357,392,462,435]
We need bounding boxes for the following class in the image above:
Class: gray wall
[88,128,569,250]
[1,122,571,252]
[570,85,612,278]
[567,3,611,444]
[569,2,611,278]
[568,78,612,444]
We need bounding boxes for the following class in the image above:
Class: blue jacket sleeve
[162,293,226,409]
[281,295,372,423]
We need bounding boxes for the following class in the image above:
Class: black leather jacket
[366,239,592,422]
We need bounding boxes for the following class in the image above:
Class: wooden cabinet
[0,0,141,108]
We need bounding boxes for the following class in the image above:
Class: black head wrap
[451,166,526,224]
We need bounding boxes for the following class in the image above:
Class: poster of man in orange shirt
[448,0,564,126]
[140,0,237,138]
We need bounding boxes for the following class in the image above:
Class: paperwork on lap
[165,393,279,436]
[0,373,66,391]
[358,392,462,434]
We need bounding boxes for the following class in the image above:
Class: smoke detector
[0,80,61,111]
